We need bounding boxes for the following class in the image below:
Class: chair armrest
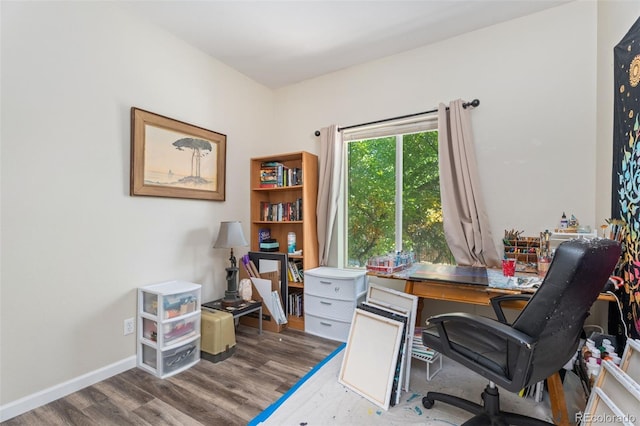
[490,294,532,324]
[426,312,536,349]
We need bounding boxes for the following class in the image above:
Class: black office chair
[422,238,621,425]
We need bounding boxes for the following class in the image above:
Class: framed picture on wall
[130,107,226,201]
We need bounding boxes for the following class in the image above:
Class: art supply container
[502,258,516,277]
[538,256,551,278]
[287,232,296,253]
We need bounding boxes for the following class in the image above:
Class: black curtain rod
[314,98,480,137]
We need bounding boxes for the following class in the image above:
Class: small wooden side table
[202,299,263,334]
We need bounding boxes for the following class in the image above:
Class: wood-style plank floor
[2,325,341,426]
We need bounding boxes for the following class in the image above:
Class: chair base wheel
[422,396,434,409]
[423,387,553,425]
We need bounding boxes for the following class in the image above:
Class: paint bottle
[288,232,296,253]
[560,212,568,229]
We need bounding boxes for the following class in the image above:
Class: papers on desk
[250,277,287,325]
[487,269,542,289]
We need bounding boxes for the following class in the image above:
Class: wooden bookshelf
[249,151,319,330]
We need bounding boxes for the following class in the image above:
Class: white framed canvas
[359,302,409,406]
[584,360,640,425]
[338,308,404,410]
[366,284,418,390]
[621,338,640,383]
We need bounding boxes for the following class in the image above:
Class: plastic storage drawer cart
[138,280,201,378]
[304,267,367,342]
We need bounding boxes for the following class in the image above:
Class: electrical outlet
[124,318,135,335]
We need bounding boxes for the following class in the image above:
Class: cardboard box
[239,269,287,333]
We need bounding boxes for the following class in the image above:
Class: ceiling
[120,0,572,89]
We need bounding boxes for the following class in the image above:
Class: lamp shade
[213,221,248,248]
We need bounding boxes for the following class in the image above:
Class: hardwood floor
[2,325,341,426]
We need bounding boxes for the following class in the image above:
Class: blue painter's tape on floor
[248,343,346,426]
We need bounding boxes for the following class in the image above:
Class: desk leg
[547,371,569,426]
[259,306,263,335]
[405,280,424,327]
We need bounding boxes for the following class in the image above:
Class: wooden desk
[370,266,616,426]
[404,278,615,323]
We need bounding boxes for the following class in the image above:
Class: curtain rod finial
[467,99,480,108]
[314,130,321,137]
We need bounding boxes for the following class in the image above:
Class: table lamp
[213,221,248,307]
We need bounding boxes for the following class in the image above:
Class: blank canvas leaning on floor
[366,284,418,391]
[338,308,404,411]
[359,302,409,406]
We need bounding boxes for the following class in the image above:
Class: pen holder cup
[502,259,516,277]
[538,257,551,278]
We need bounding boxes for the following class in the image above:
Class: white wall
[1,1,272,409]
[275,1,598,254]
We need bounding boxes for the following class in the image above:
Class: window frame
[339,115,441,269]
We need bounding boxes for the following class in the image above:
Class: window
[343,120,453,268]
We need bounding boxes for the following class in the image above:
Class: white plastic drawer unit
[304,267,367,300]
[304,267,368,342]
[137,280,201,378]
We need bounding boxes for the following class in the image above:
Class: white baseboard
[0,355,137,422]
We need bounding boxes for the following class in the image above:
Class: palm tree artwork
[172,137,212,185]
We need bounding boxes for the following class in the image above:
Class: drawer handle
[320,321,332,327]
[320,301,332,305]
[320,280,332,285]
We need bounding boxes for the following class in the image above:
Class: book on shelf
[258,228,271,244]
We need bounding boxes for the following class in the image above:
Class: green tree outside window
[346,131,453,267]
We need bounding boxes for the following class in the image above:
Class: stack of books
[288,289,304,317]
[259,198,303,221]
[259,161,303,188]
[259,239,279,252]
[287,259,304,282]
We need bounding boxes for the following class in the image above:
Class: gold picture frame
[130,107,226,201]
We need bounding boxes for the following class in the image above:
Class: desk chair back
[509,238,621,386]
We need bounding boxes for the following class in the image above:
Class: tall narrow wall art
[612,17,640,339]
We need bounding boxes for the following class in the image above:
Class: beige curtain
[438,100,501,267]
[316,125,343,266]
